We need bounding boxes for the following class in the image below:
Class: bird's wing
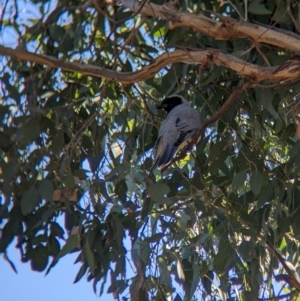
[152,135,177,170]
[173,108,202,147]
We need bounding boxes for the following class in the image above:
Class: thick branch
[121,0,300,53]
[1,45,300,85]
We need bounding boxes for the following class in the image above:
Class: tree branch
[121,0,300,53]
[160,81,253,172]
[1,45,300,85]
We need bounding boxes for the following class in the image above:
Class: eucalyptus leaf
[21,187,41,215]
[39,179,54,201]
[250,170,263,195]
[147,183,170,202]
[55,234,79,262]
[248,0,272,14]
[232,171,247,188]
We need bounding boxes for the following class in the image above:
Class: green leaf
[131,238,141,267]
[38,179,54,201]
[55,234,78,262]
[115,255,125,278]
[23,117,41,143]
[232,171,247,188]
[3,253,17,274]
[73,263,88,284]
[140,242,151,265]
[115,180,128,202]
[47,236,60,256]
[21,187,41,215]
[0,131,12,152]
[214,240,234,275]
[42,207,56,222]
[238,240,255,262]
[207,140,228,162]
[250,170,263,195]
[157,256,171,286]
[50,222,65,238]
[181,259,193,298]
[0,223,14,253]
[107,279,127,295]
[52,130,64,153]
[248,0,272,15]
[30,244,49,272]
[257,184,273,208]
[64,174,76,191]
[85,241,95,275]
[49,24,66,42]
[147,183,170,202]
[32,234,48,245]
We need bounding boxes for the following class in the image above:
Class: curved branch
[121,0,300,52]
[1,45,300,85]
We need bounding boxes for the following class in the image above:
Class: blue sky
[0,242,114,301]
[0,1,113,299]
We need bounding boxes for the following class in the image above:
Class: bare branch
[121,0,300,53]
[1,45,300,86]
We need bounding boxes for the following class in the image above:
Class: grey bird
[152,95,203,170]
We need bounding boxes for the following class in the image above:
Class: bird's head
[156,95,190,113]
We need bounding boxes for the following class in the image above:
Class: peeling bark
[121,0,300,52]
[1,45,299,85]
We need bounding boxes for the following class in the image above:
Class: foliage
[1,0,300,300]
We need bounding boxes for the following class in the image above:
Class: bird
[152,95,203,170]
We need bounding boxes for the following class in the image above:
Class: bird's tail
[151,143,176,171]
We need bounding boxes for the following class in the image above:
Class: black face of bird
[156,96,183,113]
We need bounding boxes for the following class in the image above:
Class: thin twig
[287,0,300,34]
[0,0,9,31]
[227,0,245,21]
